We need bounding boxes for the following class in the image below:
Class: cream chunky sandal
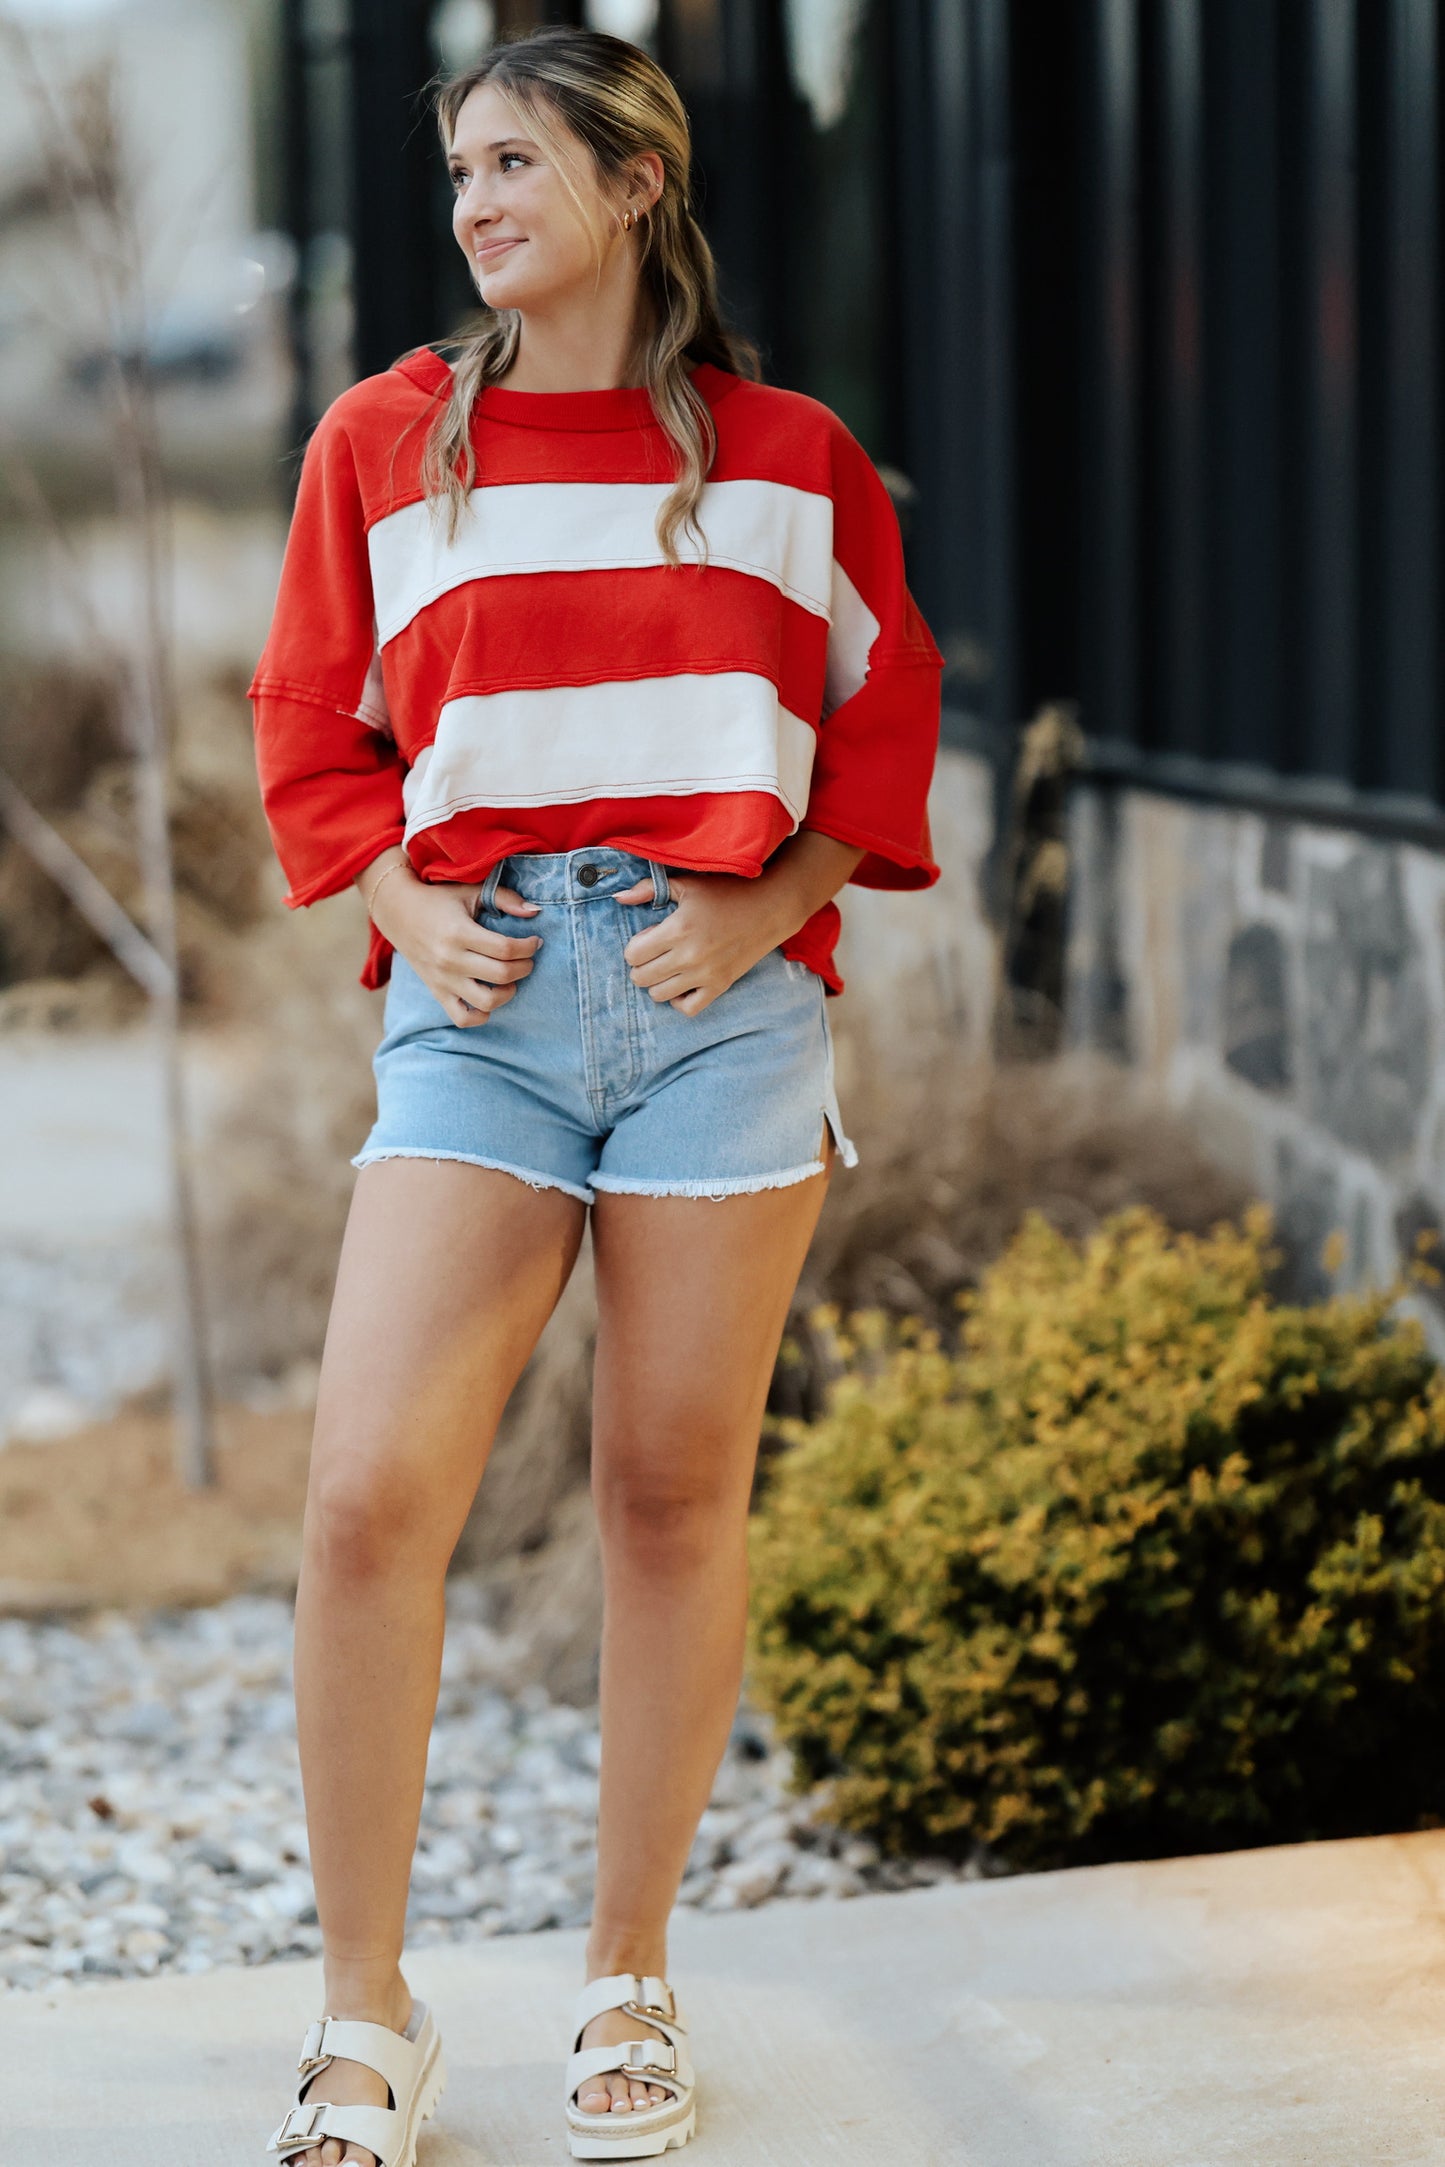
[565,1973,696,2159]
[266,1999,446,2167]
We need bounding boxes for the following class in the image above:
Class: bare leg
[289,1159,587,2167]
[574,1124,836,2114]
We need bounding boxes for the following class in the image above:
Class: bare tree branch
[0,445,136,685]
[0,766,172,997]
[1,15,217,1487]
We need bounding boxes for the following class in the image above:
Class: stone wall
[1065,780,1445,1328]
[830,744,998,1070]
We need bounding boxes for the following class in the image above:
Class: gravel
[0,1583,978,1994]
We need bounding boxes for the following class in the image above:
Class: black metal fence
[275,1,1445,839]
[1074,0,1442,839]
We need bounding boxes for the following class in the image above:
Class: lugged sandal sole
[566,2103,696,2159]
[400,2037,446,2167]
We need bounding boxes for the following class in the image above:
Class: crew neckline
[392,345,738,431]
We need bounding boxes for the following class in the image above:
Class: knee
[593,1441,745,1569]
[304,1454,435,1583]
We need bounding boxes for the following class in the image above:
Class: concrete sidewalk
[8,1829,1445,2165]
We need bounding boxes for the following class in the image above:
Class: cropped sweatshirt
[247,346,944,995]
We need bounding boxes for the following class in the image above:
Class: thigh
[310,1158,588,1544]
[589,1125,836,1497]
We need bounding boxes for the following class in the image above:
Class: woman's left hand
[615,869,796,1015]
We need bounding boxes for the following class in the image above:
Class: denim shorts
[351,847,859,1203]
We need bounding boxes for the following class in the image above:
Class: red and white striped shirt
[247,346,943,994]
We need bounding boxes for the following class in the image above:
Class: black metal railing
[1074,0,1441,826]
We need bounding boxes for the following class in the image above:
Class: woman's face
[447,80,626,312]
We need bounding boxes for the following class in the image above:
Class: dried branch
[0,766,171,998]
[1,16,216,1486]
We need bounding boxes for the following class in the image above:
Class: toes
[608,2074,635,2112]
[578,2086,612,2114]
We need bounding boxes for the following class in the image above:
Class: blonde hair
[410,25,762,565]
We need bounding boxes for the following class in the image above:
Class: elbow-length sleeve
[800,421,944,889]
[246,405,407,917]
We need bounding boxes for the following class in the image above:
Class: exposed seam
[284,831,409,910]
[590,1160,828,1199]
[415,651,826,701]
[350,1146,592,1204]
[789,808,938,869]
[403,773,809,837]
[376,552,834,648]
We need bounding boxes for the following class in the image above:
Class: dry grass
[0,660,274,1002]
[0,1401,312,1612]
[771,1028,1253,1427]
[195,891,382,1387]
[809,1035,1249,1321]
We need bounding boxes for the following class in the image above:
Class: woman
[248,25,941,2167]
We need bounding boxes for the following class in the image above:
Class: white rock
[120,1926,170,1959]
[0,1584,973,1990]
[716,1845,792,1907]
[4,1385,99,1445]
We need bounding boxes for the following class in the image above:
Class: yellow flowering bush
[746,1205,1445,1869]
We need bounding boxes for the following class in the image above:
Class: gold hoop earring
[621,207,636,232]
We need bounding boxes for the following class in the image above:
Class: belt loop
[647,858,671,907]
[479,857,507,914]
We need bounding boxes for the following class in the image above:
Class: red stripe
[384,567,828,760]
[351,384,842,515]
[405,790,800,885]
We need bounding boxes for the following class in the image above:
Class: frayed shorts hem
[589,1158,828,1199]
[350,1146,595,1205]
[349,1143,858,1204]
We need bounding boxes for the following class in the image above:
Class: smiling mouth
[475,239,523,262]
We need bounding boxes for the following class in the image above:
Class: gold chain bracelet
[364,857,410,921]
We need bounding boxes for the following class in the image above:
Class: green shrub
[746,1205,1445,1870]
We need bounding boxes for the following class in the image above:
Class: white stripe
[400,672,816,840]
[368,479,837,647]
[356,632,393,737]
[824,561,882,718]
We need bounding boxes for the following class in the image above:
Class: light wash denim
[351,847,859,1203]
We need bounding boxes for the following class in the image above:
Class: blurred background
[2,0,1444,1986]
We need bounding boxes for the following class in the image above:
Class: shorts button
[577,864,600,886]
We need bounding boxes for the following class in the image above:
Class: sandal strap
[567,2038,692,2106]
[269,2101,399,2161]
[571,1972,685,2043]
[295,2015,418,2103]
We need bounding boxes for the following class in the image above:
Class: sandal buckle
[296,2019,329,2075]
[628,1975,676,2023]
[618,2040,676,2077]
[270,2103,324,2149]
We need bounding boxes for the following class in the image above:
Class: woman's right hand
[360,852,542,1027]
